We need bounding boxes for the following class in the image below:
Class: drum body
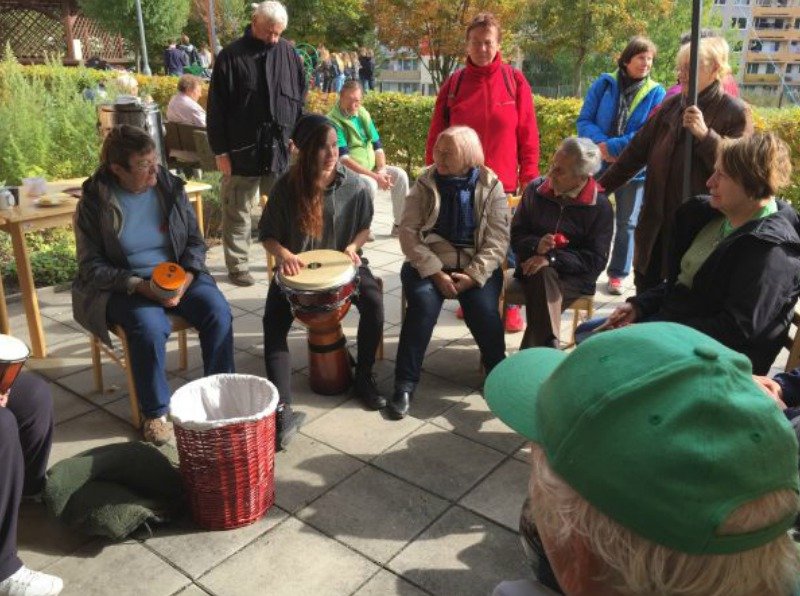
[98,99,167,166]
[277,250,358,395]
[0,334,30,394]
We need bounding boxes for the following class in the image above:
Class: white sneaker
[0,566,63,596]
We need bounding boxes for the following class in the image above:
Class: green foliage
[0,228,77,289]
[78,0,191,69]
[287,0,372,49]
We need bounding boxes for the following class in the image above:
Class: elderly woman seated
[586,133,800,375]
[72,125,234,445]
[391,126,509,419]
[510,137,614,349]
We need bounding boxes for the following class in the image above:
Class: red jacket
[426,53,540,194]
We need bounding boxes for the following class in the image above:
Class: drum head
[279,249,356,291]
[0,334,29,362]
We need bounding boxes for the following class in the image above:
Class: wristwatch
[547,252,556,267]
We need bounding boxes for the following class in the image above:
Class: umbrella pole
[683,0,703,202]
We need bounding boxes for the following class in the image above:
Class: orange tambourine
[150,262,187,300]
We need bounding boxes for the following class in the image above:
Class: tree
[522,0,671,95]
[368,0,525,91]
[285,0,372,49]
[78,0,191,69]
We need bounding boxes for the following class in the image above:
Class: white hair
[558,136,601,178]
[528,443,800,596]
[251,1,288,27]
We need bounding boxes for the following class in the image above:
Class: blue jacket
[577,72,665,181]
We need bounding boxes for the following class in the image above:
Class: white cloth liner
[170,374,278,431]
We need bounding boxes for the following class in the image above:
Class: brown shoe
[228,271,255,286]
[142,416,173,445]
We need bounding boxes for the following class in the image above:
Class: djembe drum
[277,250,358,395]
[0,334,30,394]
[151,262,187,301]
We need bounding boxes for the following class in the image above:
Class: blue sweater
[576,72,665,181]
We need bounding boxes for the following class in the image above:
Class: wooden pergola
[0,0,127,64]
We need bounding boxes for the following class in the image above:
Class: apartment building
[715,0,800,95]
[377,54,437,95]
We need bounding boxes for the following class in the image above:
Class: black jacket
[511,176,614,295]
[206,29,307,176]
[72,167,207,346]
[632,197,800,374]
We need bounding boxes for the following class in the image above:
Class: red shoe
[607,277,624,295]
[455,306,464,320]
[504,305,524,333]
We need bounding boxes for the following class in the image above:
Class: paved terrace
[8,193,788,596]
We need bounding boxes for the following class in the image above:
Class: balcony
[746,48,800,61]
[750,28,799,40]
[378,69,422,83]
[785,72,800,83]
[742,72,783,83]
[752,1,800,17]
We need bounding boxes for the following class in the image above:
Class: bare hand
[683,105,709,140]
[343,245,362,266]
[451,272,477,294]
[0,390,8,408]
[753,375,787,411]
[215,154,232,177]
[521,255,548,277]
[536,234,556,255]
[431,271,458,299]
[598,142,616,163]
[606,303,638,328]
[373,171,393,191]
[281,252,305,277]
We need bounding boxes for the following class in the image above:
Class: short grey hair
[252,1,288,27]
[559,137,602,178]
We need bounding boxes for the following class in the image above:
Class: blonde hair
[677,36,732,81]
[529,443,800,596]
[114,72,139,96]
[718,132,793,199]
[435,126,484,172]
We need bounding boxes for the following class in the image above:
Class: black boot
[276,404,306,450]
[387,388,412,420]
[353,369,387,410]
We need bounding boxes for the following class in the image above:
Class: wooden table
[0,177,211,358]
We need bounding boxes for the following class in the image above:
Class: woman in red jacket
[426,12,540,332]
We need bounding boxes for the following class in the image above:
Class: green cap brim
[485,348,567,441]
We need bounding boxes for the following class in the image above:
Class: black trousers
[0,373,54,582]
[262,265,384,405]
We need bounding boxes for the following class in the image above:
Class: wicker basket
[170,374,278,530]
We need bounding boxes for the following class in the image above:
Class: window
[731,17,747,28]
[747,62,760,73]
[750,39,763,51]
[766,63,777,74]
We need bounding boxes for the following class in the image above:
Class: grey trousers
[221,173,278,274]
[519,267,584,349]
[358,165,409,225]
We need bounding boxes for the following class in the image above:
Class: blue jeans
[607,180,645,279]
[395,263,505,390]
[107,273,235,418]
[574,313,662,345]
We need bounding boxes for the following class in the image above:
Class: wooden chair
[783,310,800,372]
[89,315,192,428]
[501,269,594,348]
[192,129,219,172]
[164,122,206,169]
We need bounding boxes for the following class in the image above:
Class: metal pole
[683,0,702,202]
[134,0,151,75]
[208,0,220,55]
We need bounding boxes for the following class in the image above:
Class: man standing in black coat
[207,1,307,286]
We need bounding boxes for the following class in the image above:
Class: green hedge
[3,58,800,288]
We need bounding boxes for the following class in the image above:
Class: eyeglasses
[131,159,158,172]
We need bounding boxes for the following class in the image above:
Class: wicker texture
[174,414,276,530]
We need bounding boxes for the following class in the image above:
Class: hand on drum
[281,252,305,276]
[343,245,362,266]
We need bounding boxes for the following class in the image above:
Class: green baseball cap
[485,322,800,555]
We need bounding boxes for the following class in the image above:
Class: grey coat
[72,167,207,345]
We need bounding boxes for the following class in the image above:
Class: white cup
[21,177,47,198]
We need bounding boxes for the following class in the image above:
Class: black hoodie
[631,196,800,374]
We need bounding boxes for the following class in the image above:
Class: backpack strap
[443,68,465,127]
[501,64,517,101]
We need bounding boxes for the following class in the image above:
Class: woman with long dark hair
[259,114,385,448]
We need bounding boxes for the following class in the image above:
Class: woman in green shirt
[581,133,800,374]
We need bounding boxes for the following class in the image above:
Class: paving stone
[199,517,378,596]
[361,248,404,269]
[302,400,424,461]
[144,506,287,579]
[50,382,95,424]
[388,506,533,596]
[223,282,269,314]
[460,458,530,531]
[398,372,472,421]
[57,361,129,406]
[274,434,363,512]
[421,338,485,389]
[353,570,429,596]
[514,443,532,464]
[374,424,504,500]
[298,466,448,563]
[49,409,138,466]
[16,502,94,571]
[173,585,211,596]
[231,312,265,353]
[46,540,190,596]
[24,337,95,381]
[430,393,526,454]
